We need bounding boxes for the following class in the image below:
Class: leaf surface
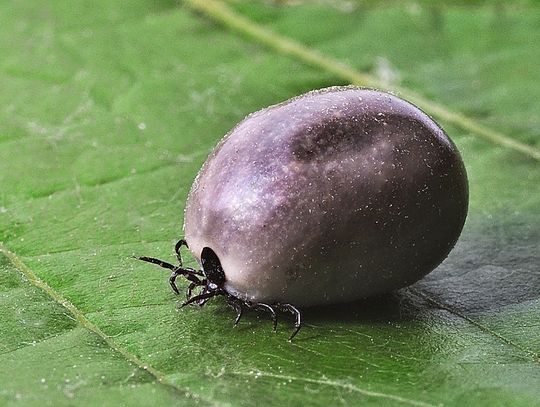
[0,1,539,406]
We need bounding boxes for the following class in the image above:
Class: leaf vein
[0,242,220,406]
[409,288,540,363]
[230,371,439,407]
[0,330,74,357]
[184,0,540,161]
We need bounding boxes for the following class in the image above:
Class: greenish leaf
[1,1,539,406]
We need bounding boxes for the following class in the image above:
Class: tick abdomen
[184,87,468,306]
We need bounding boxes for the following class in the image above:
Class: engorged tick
[137,86,469,341]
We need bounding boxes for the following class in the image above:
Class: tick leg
[254,303,278,332]
[197,288,213,306]
[174,239,188,266]
[137,256,182,294]
[227,298,244,326]
[173,241,204,277]
[136,256,176,271]
[183,269,205,283]
[234,304,243,326]
[136,254,203,297]
[186,281,198,301]
[276,304,302,341]
[181,291,216,307]
[169,271,181,294]
[169,268,203,295]
[184,286,208,306]
[136,255,202,279]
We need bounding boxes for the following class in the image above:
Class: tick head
[200,247,226,287]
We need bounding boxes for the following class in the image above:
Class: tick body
[139,86,468,339]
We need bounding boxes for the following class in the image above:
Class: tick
[137,86,469,340]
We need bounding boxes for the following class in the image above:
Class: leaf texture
[0,1,539,406]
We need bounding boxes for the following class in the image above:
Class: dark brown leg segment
[276,303,302,341]
[181,291,217,307]
[174,239,189,266]
[136,256,176,271]
[253,303,278,332]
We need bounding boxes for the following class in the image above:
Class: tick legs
[174,239,188,266]
[169,271,181,294]
[136,256,176,271]
[186,281,199,301]
[226,298,277,331]
[135,256,185,294]
[275,303,302,341]
[136,251,303,339]
[168,267,202,295]
[253,303,278,332]
[181,291,218,307]
[226,298,244,326]
[224,298,301,339]
[136,253,204,296]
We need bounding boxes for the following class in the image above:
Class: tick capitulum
[136,239,303,341]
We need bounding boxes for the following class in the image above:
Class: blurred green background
[0,1,539,406]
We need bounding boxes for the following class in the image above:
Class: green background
[0,1,539,406]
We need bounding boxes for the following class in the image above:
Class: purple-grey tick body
[138,86,469,340]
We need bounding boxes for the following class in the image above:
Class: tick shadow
[178,215,539,342]
[299,214,540,338]
[302,291,414,326]
[222,292,411,341]
[413,214,540,315]
[196,292,410,342]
